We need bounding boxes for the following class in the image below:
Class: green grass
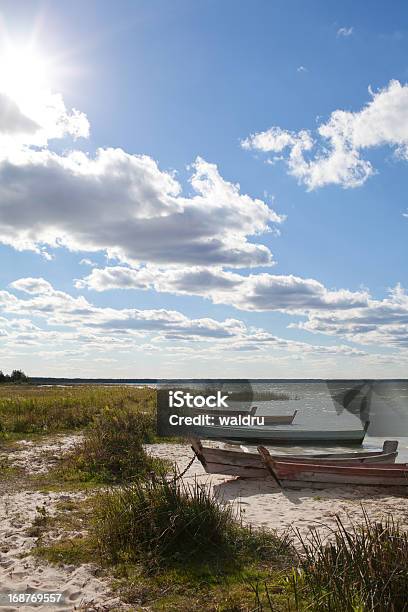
[34,479,295,611]
[0,384,156,435]
[56,402,166,483]
[289,511,408,611]
[92,471,292,570]
[111,563,296,611]
[35,537,95,566]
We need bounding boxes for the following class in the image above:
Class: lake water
[155,380,408,460]
[240,381,408,461]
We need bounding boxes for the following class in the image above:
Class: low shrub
[93,472,291,569]
[61,403,160,483]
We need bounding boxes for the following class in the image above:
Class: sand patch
[0,436,129,611]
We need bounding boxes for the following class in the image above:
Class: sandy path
[0,436,129,611]
[148,442,408,545]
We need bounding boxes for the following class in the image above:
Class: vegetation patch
[34,537,95,566]
[93,472,292,569]
[288,512,408,611]
[0,384,155,435]
[56,402,166,483]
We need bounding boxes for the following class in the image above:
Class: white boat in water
[192,420,369,444]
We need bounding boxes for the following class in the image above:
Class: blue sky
[0,0,407,377]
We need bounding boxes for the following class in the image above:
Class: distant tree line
[0,369,29,384]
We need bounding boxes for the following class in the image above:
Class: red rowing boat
[258,446,408,488]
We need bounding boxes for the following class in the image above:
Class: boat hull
[191,439,398,478]
[193,425,367,444]
[258,447,408,488]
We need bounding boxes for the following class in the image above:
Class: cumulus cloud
[0,276,370,358]
[3,277,247,341]
[76,265,369,313]
[294,284,408,347]
[0,148,281,266]
[9,277,54,295]
[0,88,89,148]
[0,76,283,267]
[76,267,408,352]
[0,92,39,135]
[242,80,408,189]
[0,80,284,268]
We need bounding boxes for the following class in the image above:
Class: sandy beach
[0,435,129,611]
[1,436,408,611]
[148,442,408,543]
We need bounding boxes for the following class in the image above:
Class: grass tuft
[92,471,292,570]
[58,403,164,483]
[293,511,408,611]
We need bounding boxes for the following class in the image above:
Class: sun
[0,43,52,100]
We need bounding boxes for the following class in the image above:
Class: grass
[54,402,166,483]
[35,474,295,611]
[0,384,155,435]
[92,471,292,569]
[35,537,95,566]
[0,384,162,486]
[290,511,408,611]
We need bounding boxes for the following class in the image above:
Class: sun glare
[0,44,51,99]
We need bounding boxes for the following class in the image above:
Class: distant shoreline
[29,377,408,384]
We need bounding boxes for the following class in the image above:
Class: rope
[173,453,197,481]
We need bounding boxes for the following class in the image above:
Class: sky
[0,0,408,378]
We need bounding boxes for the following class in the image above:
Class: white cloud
[294,284,408,348]
[0,92,39,135]
[0,79,282,268]
[76,265,369,313]
[9,277,54,295]
[0,148,281,266]
[0,87,89,149]
[76,268,408,352]
[0,276,370,358]
[337,27,354,38]
[242,80,408,189]
[3,277,247,341]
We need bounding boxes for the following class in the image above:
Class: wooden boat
[191,439,398,478]
[258,410,297,426]
[192,421,369,444]
[258,446,408,488]
[192,406,297,425]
